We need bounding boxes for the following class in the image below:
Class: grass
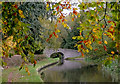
[2,57,59,82]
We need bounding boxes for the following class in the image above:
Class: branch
[102,2,109,53]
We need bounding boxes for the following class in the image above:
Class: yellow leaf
[62,22,64,25]
[88,40,91,44]
[55,24,57,28]
[86,49,89,53]
[28,71,30,75]
[64,23,67,27]
[56,29,60,32]
[64,19,67,21]
[46,4,49,8]
[89,46,92,50]
[88,20,91,22]
[93,29,96,32]
[72,18,74,21]
[66,26,69,29]
[18,39,21,43]
[18,21,21,26]
[18,10,23,15]
[78,45,81,50]
[96,18,98,21]
[111,51,114,54]
[83,49,85,52]
[81,37,83,40]
[20,14,25,18]
[82,2,85,5]
[25,67,28,72]
[104,40,107,44]
[72,14,74,17]
[74,44,78,47]
[72,37,76,39]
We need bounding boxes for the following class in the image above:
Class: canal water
[40,48,117,82]
[40,60,113,82]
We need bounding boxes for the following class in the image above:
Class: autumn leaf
[56,6,59,11]
[64,19,67,21]
[104,45,107,51]
[62,19,65,22]
[94,48,98,51]
[78,45,81,50]
[49,34,53,38]
[3,20,7,25]
[73,10,78,15]
[93,29,96,32]
[53,32,58,38]
[34,60,37,67]
[58,20,61,23]
[86,49,89,53]
[113,56,115,60]
[55,24,57,28]
[98,41,102,44]
[78,14,80,17]
[28,71,30,75]
[113,21,116,26]
[77,41,83,43]
[13,13,17,16]
[88,40,91,44]
[59,16,62,19]
[79,32,82,35]
[25,35,28,39]
[46,4,49,8]
[111,51,114,54]
[104,40,107,44]
[25,67,28,72]
[81,52,84,57]
[55,29,60,33]
[46,38,49,42]
[107,21,112,23]
[102,25,105,28]
[73,43,77,47]
[72,18,74,21]
[84,40,87,43]
[34,60,37,64]
[18,10,25,18]
[64,23,67,27]
[81,45,83,49]
[18,10,23,15]
[72,37,76,39]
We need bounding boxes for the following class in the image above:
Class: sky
[49,0,81,16]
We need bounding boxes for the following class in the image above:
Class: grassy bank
[2,57,59,82]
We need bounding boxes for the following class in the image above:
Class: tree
[1,2,59,72]
[46,1,119,67]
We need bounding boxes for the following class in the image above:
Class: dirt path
[8,72,13,82]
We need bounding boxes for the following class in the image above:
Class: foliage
[60,14,80,49]
[18,2,56,54]
[1,1,119,75]
[46,1,119,73]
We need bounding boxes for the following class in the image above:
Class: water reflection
[40,60,113,82]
